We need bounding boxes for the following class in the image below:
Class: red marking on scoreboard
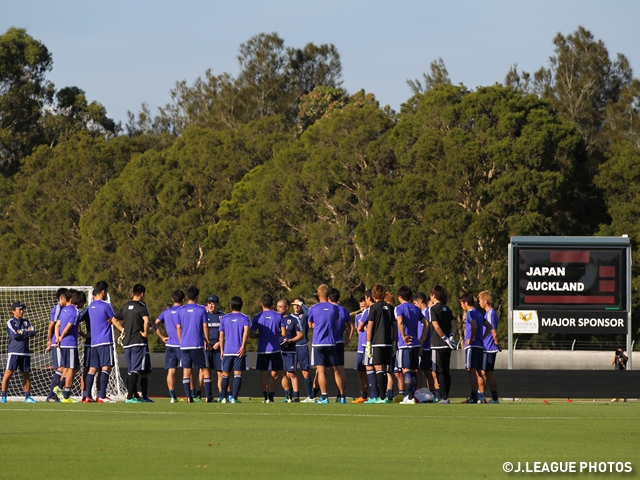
[599,266,616,278]
[599,280,616,293]
[549,251,590,263]
[524,295,615,304]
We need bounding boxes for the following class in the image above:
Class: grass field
[0,399,638,479]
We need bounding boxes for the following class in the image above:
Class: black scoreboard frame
[508,236,632,370]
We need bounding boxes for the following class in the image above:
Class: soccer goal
[0,286,126,401]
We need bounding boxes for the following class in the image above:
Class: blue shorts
[51,346,60,370]
[312,345,337,367]
[419,349,433,370]
[222,355,247,373]
[335,342,345,366]
[465,347,483,370]
[89,344,114,369]
[392,355,400,373]
[256,352,284,371]
[6,354,31,373]
[60,348,80,369]
[282,351,297,372]
[397,348,420,370]
[83,345,92,368]
[206,349,223,371]
[296,344,310,370]
[125,346,147,373]
[165,346,181,369]
[355,352,366,371]
[482,352,497,372]
[181,348,207,370]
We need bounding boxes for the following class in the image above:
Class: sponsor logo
[513,310,539,333]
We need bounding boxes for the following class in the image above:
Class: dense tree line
[1,26,639,346]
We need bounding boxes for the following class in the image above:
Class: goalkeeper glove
[365,342,372,359]
[442,335,456,350]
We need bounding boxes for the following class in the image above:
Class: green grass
[0,399,638,479]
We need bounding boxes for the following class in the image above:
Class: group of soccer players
[1,280,501,404]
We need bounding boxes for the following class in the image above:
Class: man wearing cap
[1,302,37,403]
[201,294,225,402]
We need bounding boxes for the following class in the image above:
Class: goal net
[0,286,126,401]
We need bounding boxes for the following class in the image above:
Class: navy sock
[361,391,368,399]
[311,387,319,399]
[293,391,299,399]
[63,387,71,400]
[58,376,66,389]
[304,377,312,397]
[268,392,274,402]
[471,390,478,403]
[492,390,498,401]
[196,390,201,399]
[183,379,192,399]
[24,391,30,398]
[220,376,229,400]
[84,373,95,398]
[262,390,268,400]
[204,378,212,400]
[411,372,418,397]
[321,393,328,400]
[284,389,291,399]
[99,370,110,399]
[141,377,148,398]
[367,371,379,398]
[386,389,393,401]
[403,372,413,398]
[50,371,61,394]
[435,388,442,400]
[232,375,242,399]
[191,389,197,398]
[169,389,176,399]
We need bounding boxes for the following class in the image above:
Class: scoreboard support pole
[627,246,633,370]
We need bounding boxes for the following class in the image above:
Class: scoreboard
[508,237,632,369]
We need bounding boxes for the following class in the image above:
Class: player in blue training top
[328,288,353,404]
[308,284,343,404]
[83,281,118,403]
[57,290,87,403]
[202,295,225,402]
[395,286,428,404]
[352,294,370,403]
[177,286,212,403]
[291,298,312,402]
[276,298,303,402]
[413,292,439,398]
[219,296,251,403]
[155,290,185,403]
[459,292,493,404]
[1,302,37,403]
[478,290,500,404]
[46,288,68,402]
[250,294,286,403]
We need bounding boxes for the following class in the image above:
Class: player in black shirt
[365,284,396,404]
[428,285,456,403]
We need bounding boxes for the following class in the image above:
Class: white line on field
[0,408,636,421]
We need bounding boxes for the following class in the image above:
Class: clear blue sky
[4,1,640,125]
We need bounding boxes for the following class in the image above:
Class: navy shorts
[51,346,60,370]
[355,352,366,371]
[335,342,345,366]
[206,349,223,371]
[165,346,181,369]
[482,352,497,372]
[296,344,310,370]
[6,354,31,373]
[312,345,337,367]
[465,347,483,370]
[397,348,420,370]
[419,349,433,370]
[141,349,152,374]
[181,348,207,370]
[60,347,80,369]
[222,355,247,373]
[256,352,284,371]
[83,345,92,368]
[125,346,148,373]
[89,344,114,369]
[282,351,297,372]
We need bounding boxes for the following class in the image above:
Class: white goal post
[0,286,126,401]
